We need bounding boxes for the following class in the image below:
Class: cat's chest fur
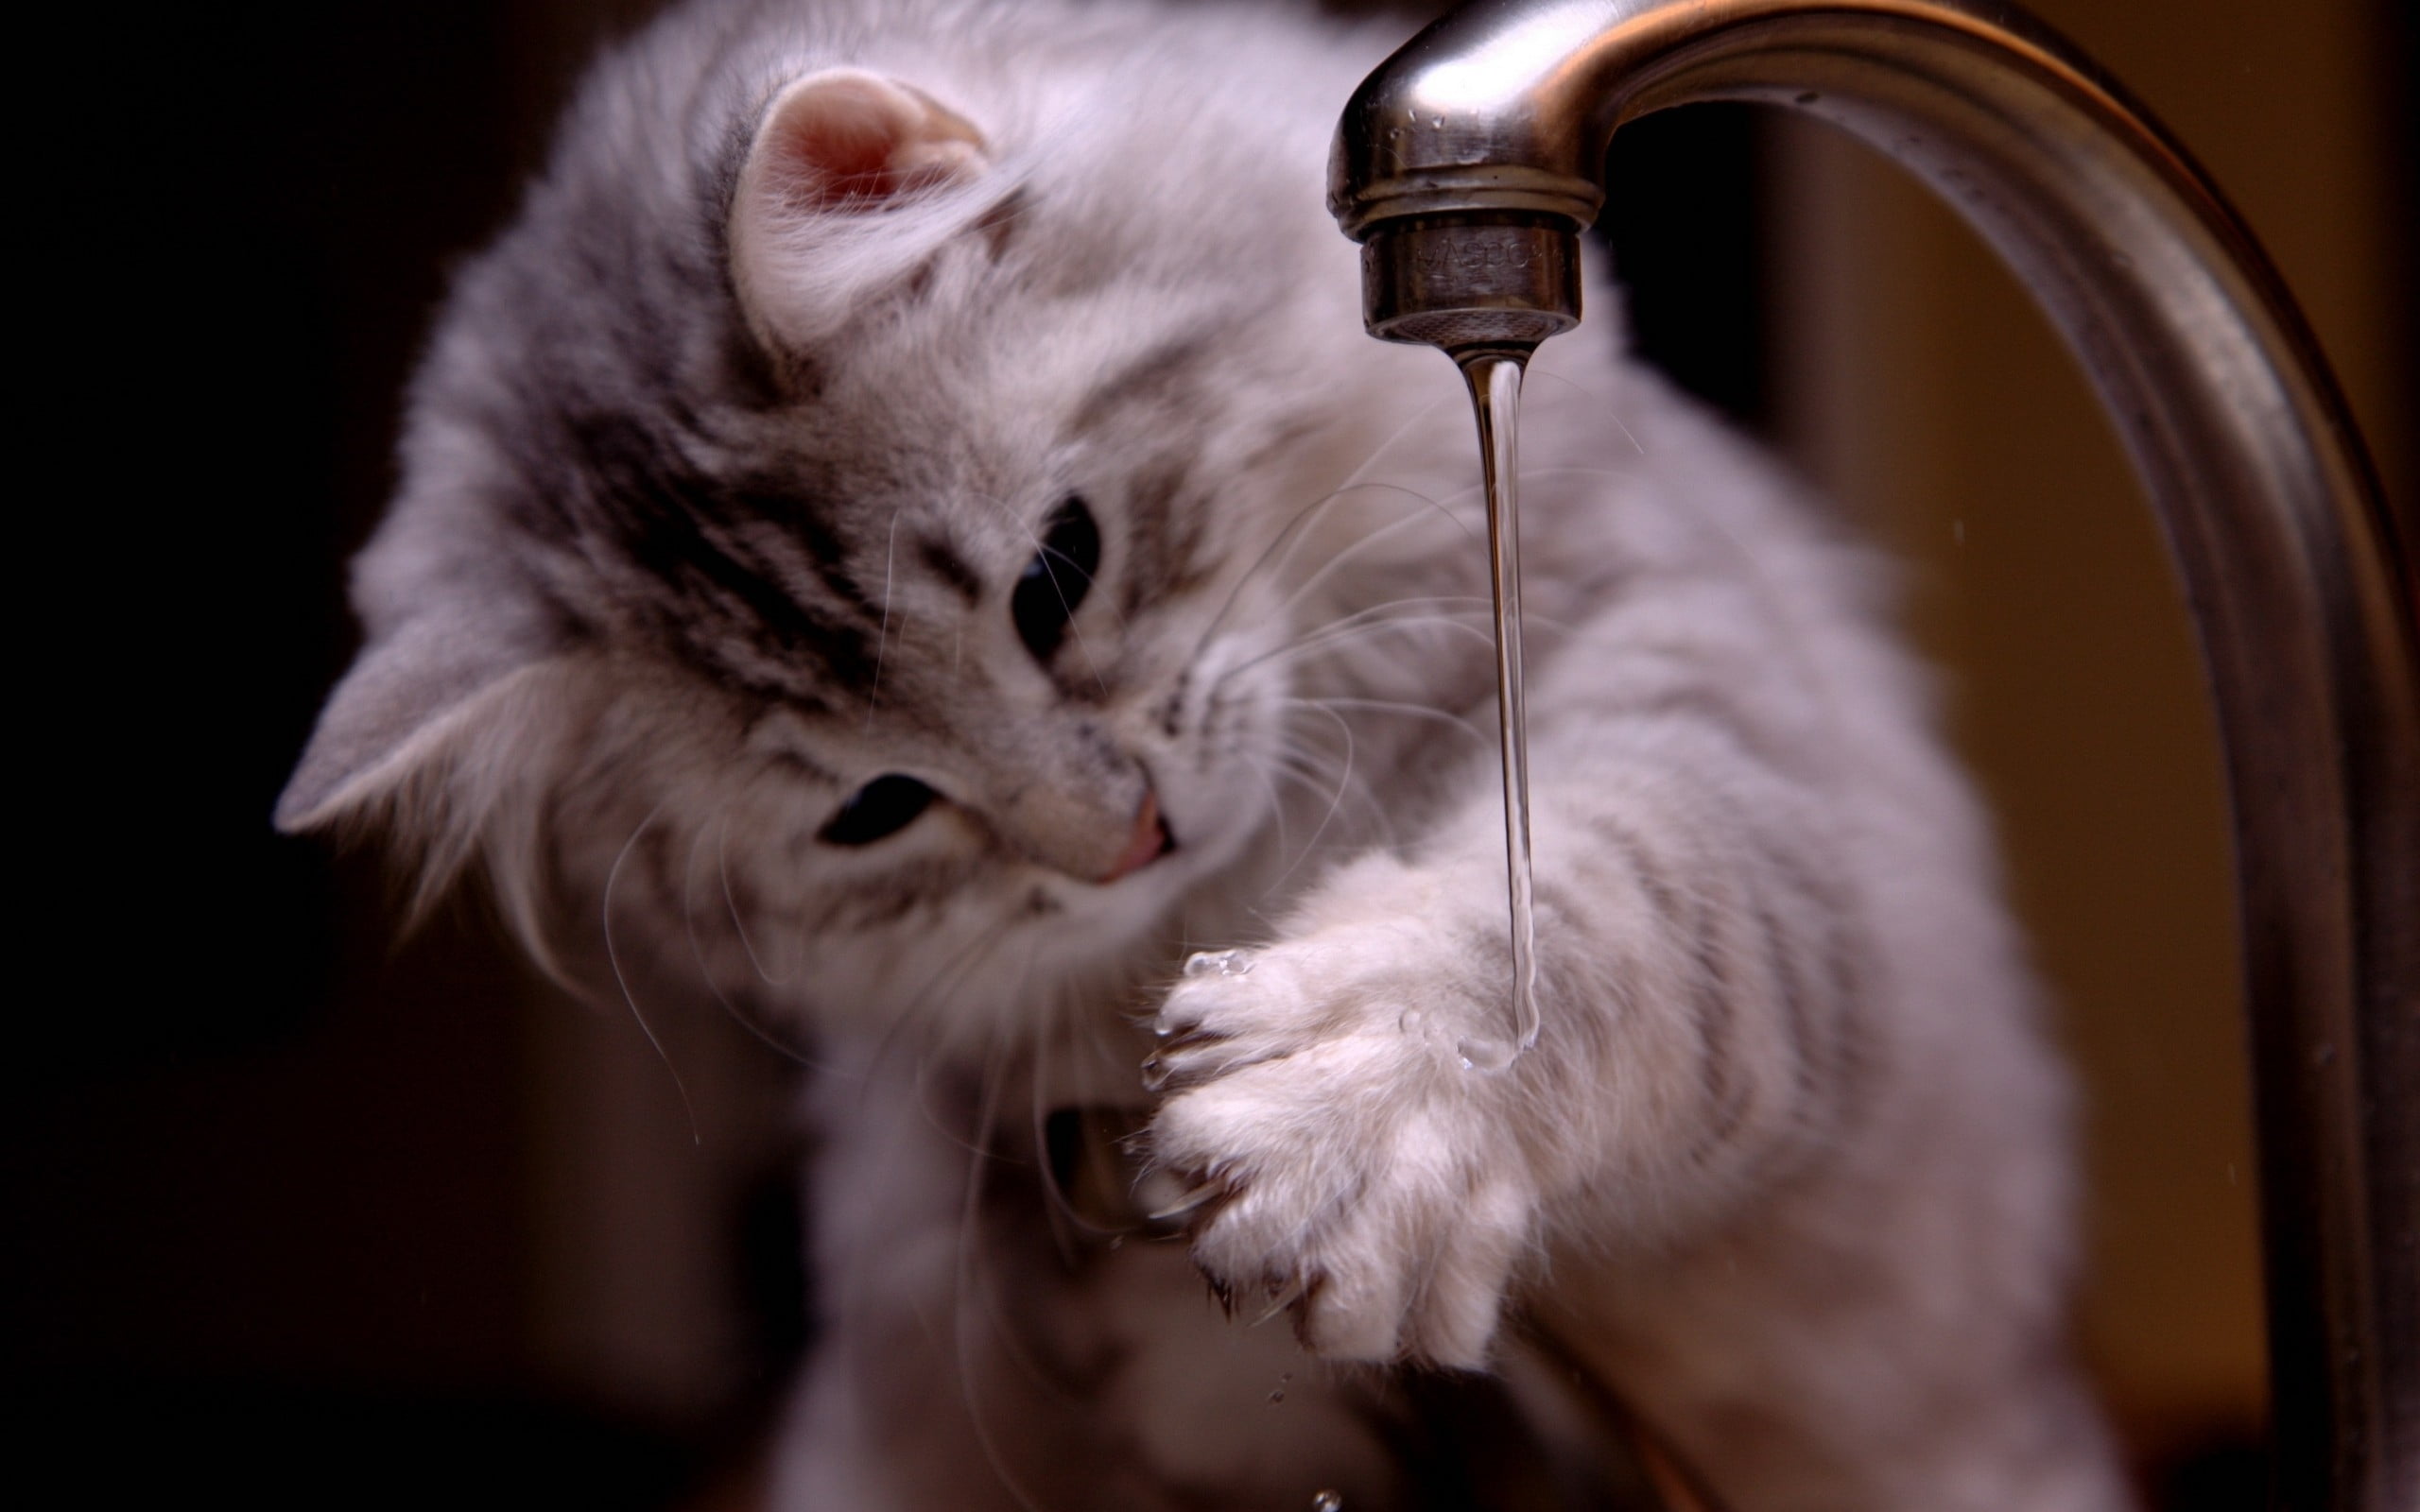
[282,1,2131,1507]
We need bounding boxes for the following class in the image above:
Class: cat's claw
[1143,1178,1231,1224]
[1145,923,1538,1369]
[1251,1273,1308,1327]
[1142,1010,1285,1092]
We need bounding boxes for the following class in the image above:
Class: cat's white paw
[1144,933,1536,1368]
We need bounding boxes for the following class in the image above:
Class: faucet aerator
[1357,214,1582,355]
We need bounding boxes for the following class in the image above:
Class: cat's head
[279,5,1426,1042]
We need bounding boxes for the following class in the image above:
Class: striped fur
[280,1,2130,1506]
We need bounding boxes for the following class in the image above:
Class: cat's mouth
[1098,789,1175,885]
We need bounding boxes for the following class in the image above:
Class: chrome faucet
[1328,2,2418,1507]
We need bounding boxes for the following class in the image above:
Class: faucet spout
[1332,3,2420,1507]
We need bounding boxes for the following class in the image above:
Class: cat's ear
[275,610,556,835]
[741,68,989,213]
[730,69,994,351]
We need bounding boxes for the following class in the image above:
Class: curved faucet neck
[1330,2,2420,1505]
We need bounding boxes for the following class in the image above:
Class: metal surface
[1329,3,2420,1508]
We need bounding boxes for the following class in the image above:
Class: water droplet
[1397,1007,1427,1036]
[1268,1388,1286,1403]
[1183,948,1256,979]
[1312,1492,1344,1512]
[1456,1036,1517,1073]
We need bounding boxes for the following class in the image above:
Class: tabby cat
[280,0,2129,1506]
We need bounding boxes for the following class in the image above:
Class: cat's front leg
[1149,728,1860,1373]
[1145,850,1547,1369]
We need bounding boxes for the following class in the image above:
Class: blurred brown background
[1768,0,2410,1484]
[12,0,2410,1505]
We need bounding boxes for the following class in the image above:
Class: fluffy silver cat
[279,0,2131,1506]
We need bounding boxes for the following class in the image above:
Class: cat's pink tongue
[1099,791,1172,884]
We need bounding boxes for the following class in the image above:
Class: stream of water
[1451,350,1539,1072]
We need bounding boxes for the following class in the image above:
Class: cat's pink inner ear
[752,69,989,212]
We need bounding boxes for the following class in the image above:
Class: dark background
[14,0,2411,1505]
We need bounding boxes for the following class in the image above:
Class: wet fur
[282,0,2130,1506]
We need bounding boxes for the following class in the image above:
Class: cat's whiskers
[1025,995,1110,1260]
[1242,743,1292,867]
[1217,596,1496,685]
[1266,726,1387,822]
[1176,494,1342,669]
[1280,693,1492,748]
[1061,585,1110,696]
[820,903,1040,1313]
[793,888,1004,1109]
[1267,748,1398,859]
[1258,483,1482,635]
[866,507,904,730]
[876,905,1022,1077]
[1260,701,1359,891]
[950,940,1064,1512]
[885,861,1138,1085]
[1184,477,1480,680]
[1183,480,1421,668]
[600,800,702,1144]
[1207,374,1468,646]
[716,805,804,987]
[683,807,816,1068]
[1336,374,1469,493]
[1522,366,1645,456]
[1254,760,1372,887]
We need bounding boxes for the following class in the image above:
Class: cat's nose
[1098,788,1173,885]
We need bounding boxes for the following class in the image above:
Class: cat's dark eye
[819,774,937,846]
[1011,496,1101,663]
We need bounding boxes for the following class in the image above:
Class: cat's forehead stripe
[1070,333,1218,438]
[727,481,882,623]
[657,520,876,679]
[915,533,984,603]
[538,405,904,684]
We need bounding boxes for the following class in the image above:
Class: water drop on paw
[1312,1492,1343,1512]
[1184,948,1255,978]
[1455,1036,1517,1073]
